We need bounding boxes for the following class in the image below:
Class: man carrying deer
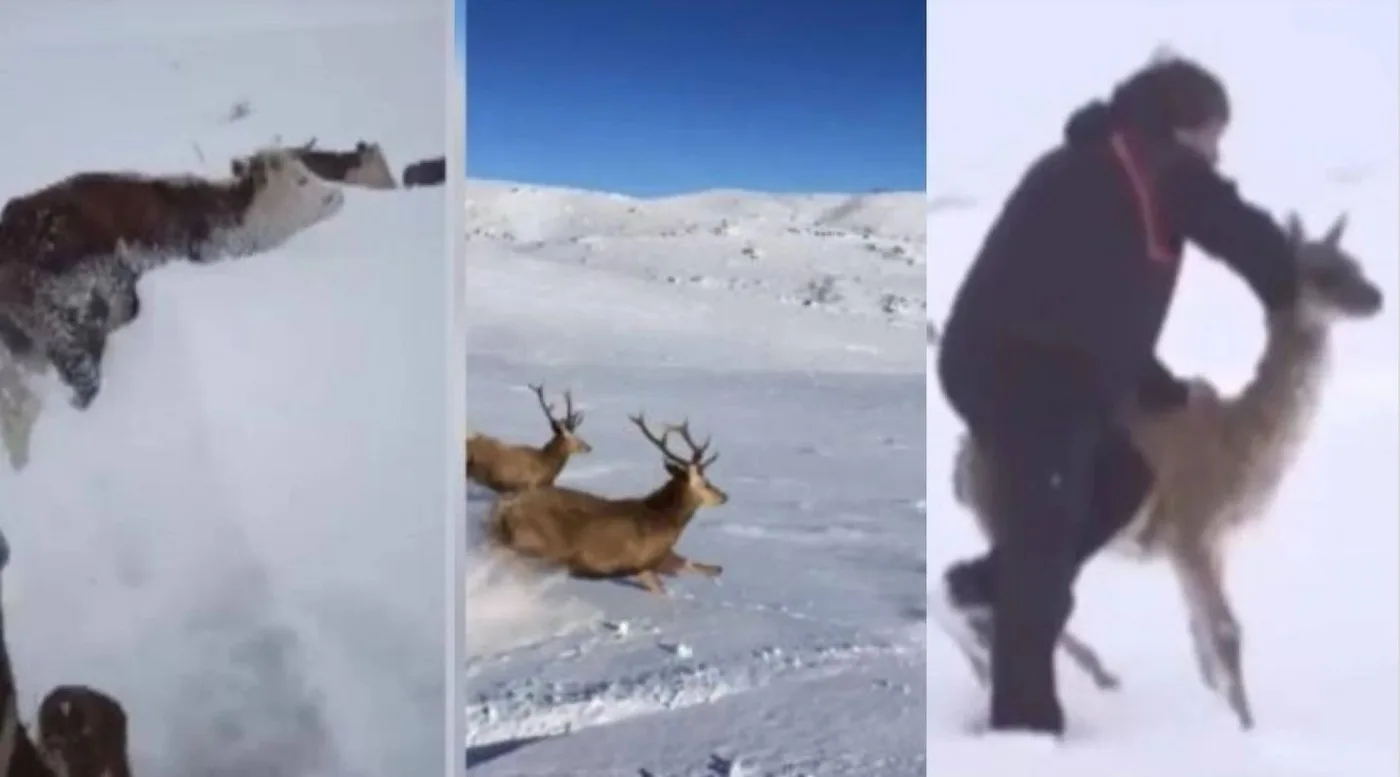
[933,53,1306,737]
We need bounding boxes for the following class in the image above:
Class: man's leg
[950,422,1153,595]
[941,420,1154,683]
[981,412,1102,734]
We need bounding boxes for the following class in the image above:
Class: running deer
[950,212,1383,729]
[466,383,593,493]
[487,413,728,596]
[36,685,131,777]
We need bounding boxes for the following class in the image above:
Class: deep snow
[464,183,926,774]
[927,3,1399,774]
[0,3,450,776]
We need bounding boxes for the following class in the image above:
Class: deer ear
[664,462,683,478]
[1284,212,1305,245]
[1323,213,1348,247]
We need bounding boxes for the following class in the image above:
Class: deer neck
[537,435,572,476]
[641,479,702,529]
[1227,310,1330,457]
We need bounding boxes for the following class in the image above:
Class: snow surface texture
[0,3,448,777]
[464,184,926,774]
[928,3,1399,774]
[466,181,927,336]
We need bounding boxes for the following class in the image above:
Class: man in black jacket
[936,55,1301,736]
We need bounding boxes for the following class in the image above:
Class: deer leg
[1058,629,1122,690]
[635,569,669,596]
[684,558,723,577]
[655,553,684,577]
[1171,540,1254,729]
[659,550,722,578]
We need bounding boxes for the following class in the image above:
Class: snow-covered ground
[464,184,926,774]
[0,3,449,776]
[466,181,927,332]
[928,3,1399,774]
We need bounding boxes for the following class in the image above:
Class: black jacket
[939,100,1299,411]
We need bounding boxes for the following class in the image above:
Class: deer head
[629,414,728,507]
[529,383,592,454]
[1283,212,1383,329]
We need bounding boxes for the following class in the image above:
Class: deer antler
[629,414,719,470]
[528,383,560,427]
[528,383,585,431]
[669,420,718,469]
[559,389,584,430]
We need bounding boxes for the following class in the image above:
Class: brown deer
[466,383,593,493]
[232,138,397,190]
[487,414,728,596]
[36,685,131,777]
[949,212,1383,730]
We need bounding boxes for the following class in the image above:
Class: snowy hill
[464,181,926,773]
[0,3,447,776]
[465,180,927,334]
[927,4,1399,775]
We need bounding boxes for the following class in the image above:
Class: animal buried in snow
[488,413,727,596]
[466,383,592,493]
[950,212,1384,730]
[232,138,397,190]
[37,685,132,777]
[0,147,344,408]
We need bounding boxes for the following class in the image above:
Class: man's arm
[1166,154,1299,312]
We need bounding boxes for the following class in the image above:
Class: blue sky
[462,0,924,196]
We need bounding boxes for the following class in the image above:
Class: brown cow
[0,146,344,277]
[233,139,397,190]
[0,147,344,410]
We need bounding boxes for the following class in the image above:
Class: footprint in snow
[708,753,746,776]
[657,641,693,659]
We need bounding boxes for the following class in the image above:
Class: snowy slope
[466,181,927,334]
[0,3,448,777]
[464,184,926,774]
[927,3,1399,774]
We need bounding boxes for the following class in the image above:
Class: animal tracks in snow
[465,631,922,752]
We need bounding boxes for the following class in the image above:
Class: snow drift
[0,4,448,776]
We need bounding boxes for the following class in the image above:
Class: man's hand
[1184,377,1219,405]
